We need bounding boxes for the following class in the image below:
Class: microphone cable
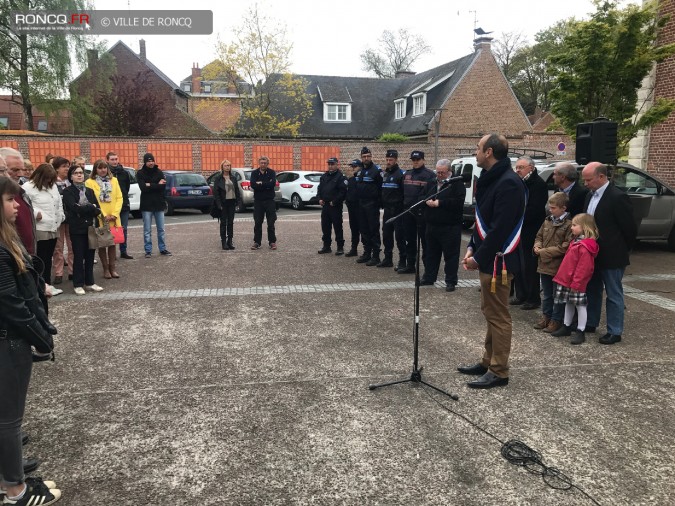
[422,388,602,506]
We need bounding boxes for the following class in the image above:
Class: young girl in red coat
[551,213,600,345]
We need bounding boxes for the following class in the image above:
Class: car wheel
[668,226,675,252]
[164,201,175,216]
[291,193,304,210]
[462,220,474,230]
[235,199,246,213]
[131,211,141,219]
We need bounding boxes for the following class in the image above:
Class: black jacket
[250,168,277,201]
[355,163,383,202]
[137,165,166,212]
[403,165,436,208]
[212,172,242,208]
[583,183,636,269]
[423,179,466,226]
[62,185,101,234]
[469,157,526,275]
[0,244,55,353]
[522,170,548,236]
[381,165,405,208]
[110,165,131,211]
[562,181,590,217]
[317,170,347,206]
[346,175,358,204]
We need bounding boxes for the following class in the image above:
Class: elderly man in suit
[582,162,636,345]
[553,162,589,217]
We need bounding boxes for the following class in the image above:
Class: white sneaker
[74,287,86,295]
[50,287,63,296]
[85,284,104,292]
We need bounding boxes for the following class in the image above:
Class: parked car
[538,162,675,250]
[162,171,213,216]
[206,168,282,212]
[276,171,323,210]
[85,164,141,218]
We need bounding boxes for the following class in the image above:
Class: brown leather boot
[99,248,111,279]
[533,316,550,330]
[543,320,562,334]
[108,245,119,278]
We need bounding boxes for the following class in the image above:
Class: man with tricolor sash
[459,134,526,389]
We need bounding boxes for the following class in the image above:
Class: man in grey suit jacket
[582,162,636,345]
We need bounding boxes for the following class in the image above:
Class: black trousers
[0,337,32,486]
[321,203,344,248]
[36,238,57,285]
[423,223,462,285]
[403,212,427,269]
[253,199,277,245]
[513,231,541,304]
[70,232,95,288]
[219,200,236,242]
[346,201,360,250]
[382,205,406,260]
[358,200,381,256]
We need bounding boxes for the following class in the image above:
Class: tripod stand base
[369,369,459,401]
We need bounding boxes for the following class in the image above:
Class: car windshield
[175,173,207,187]
[244,171,252,181]
[305,174,323,182]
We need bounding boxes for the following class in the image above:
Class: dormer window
[324,103,351,122]
[183,84,191,92]
[412,93,426,116]
[395,99,406,120]
[203,83,211,93]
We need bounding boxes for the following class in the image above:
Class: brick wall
[647,0,675,186]
[27,141,80,164]
[188,98,241,132]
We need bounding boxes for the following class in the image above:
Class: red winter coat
[553,238,599,292]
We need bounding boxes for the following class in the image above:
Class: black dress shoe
[520,302,540,310]
[23,457,40,474]
[344,249,358,257]
[584,326,596,333]
[120,252,134,259]
[445,284,456,292]
[397,265,415,274]
[457,363,488,375]
[356,254,371,264]
[467,371,509,389]
[419,279,435,286]
[599,333,622,345]
[509,297,525,305]
[335,249,344,256]
[317,247,331,254]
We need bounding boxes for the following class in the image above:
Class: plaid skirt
[554,285,588,306]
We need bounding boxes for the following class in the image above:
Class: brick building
[0,96,72,134]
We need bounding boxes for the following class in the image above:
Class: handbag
[110,220,125,244]
[88,221,115,249]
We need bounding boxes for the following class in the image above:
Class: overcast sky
[88,0,627,84]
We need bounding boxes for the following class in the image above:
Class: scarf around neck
[96,175,112,203]
[74,183,88,205]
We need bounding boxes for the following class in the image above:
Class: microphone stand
[369,176,466,401]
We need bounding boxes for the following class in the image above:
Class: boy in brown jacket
[533,192,574,333]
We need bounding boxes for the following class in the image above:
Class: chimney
[191,63,201,94]
[139,39,146,62]
[87,49,98,69]
[394,70,416,79]
[473,36,493,51]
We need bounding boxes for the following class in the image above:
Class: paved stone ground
[26,210,675,505]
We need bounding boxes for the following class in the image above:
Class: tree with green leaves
[0,0,101,130]
[206,4,312,137]
[548,0,675,149]
[360,29,431,78]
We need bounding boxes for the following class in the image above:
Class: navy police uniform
[379,149,406,268]
[355,147,383,263]
[344,160,362,256]
[317,158,348,253]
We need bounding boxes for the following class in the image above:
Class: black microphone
[440,174,469,185]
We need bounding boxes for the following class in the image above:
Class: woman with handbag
[0,176,62,505]
[62,165,102,296]
[212,159,241,250]
[85,160,123,279]
[21,163,65,295]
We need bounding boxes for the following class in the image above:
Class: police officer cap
[361,146,371,155]
[327,157,339,164]
[410,150,425,160]
[386,149,398,158]
[348,159,363,167]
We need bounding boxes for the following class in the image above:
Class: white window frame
[412,93,426,117]
[203,83,211,93]
[323,102,351,122]
[182,84,191,92]
[394,99,406,120]
[37,120,48,131]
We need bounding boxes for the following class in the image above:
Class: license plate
[188,190,202,195]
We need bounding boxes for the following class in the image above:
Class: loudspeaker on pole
[575,117,618,165]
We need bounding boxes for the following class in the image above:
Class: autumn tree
[0,0,101,130]
[548,0,675,149]
[360,29,431,78]
[206,4,312,137]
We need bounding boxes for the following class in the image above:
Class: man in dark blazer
[582,162,636,345]
[553,161,588,217]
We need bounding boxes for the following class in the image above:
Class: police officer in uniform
[355,147,383,266]
[399,150,436,274]
[378,149,406,269]
[344,159,362,257]
[317,157,348,255]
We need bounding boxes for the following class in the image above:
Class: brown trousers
[479,271,514,378]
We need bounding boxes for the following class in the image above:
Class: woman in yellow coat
[86,159,123,279]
